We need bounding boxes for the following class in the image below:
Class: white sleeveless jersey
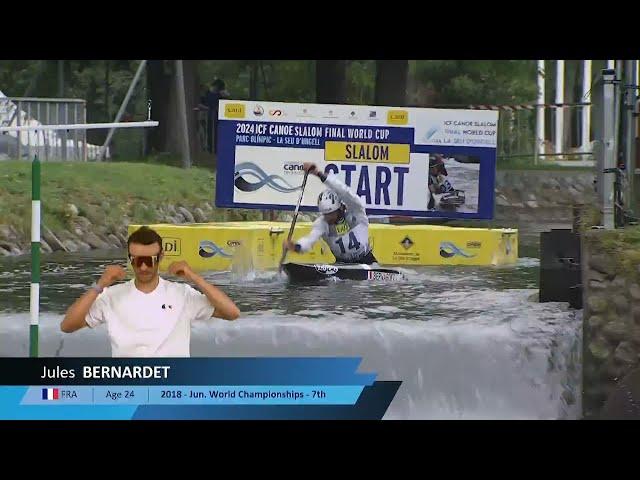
[296,173,371,262]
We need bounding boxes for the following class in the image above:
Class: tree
[145,60,201,164]
[412,60,537,106]
[347,60,375,105]
[374,60,409,106]
[316,61,347,104]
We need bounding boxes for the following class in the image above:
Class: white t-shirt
[85,277,215,357]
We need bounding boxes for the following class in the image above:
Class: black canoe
[282,262,405,282]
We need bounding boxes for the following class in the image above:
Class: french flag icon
[42,388,59,400]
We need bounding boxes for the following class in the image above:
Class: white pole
[555,60,565,155]
[581,60,592,152]
[602,69,616,229]
[0,121,158,133]
[536,60,545,161]
[99,60,147,161]
[607,60,615,70]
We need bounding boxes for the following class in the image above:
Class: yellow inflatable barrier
[128,222,518,272]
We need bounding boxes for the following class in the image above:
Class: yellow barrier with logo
[128,222,518,271]
[368,224,517,266]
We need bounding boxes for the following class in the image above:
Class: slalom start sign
[215,100,499,219]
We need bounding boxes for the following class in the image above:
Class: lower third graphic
[234,162,302,193]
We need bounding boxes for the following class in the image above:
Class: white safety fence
[0,92,108,161]
[467,103,594,167]
[0,120,158,357]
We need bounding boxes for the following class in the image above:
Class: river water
[0,241,582,419]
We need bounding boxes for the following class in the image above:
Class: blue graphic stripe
[146,386,363,405]
[0,382,397,420]
[0,382,401,420]
[16,386,364,406]
[132,382,399,420]
[0,387,137,420]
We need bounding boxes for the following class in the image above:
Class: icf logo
[253,105,264,116]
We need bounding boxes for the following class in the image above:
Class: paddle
[279,169,310,273]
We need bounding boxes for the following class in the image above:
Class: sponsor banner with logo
[217,100,498,219]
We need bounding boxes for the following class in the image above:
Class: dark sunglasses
[128,254,160,268]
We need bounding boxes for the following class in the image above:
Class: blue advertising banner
[215,101,499,219]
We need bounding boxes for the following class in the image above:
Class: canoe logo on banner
[315,264,339,275]
[234,162,302,193]
[439,241,476,259]
[198,240,233,259]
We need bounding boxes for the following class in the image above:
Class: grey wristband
[92,283,104,294]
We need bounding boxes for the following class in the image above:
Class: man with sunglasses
[61,226,240,357]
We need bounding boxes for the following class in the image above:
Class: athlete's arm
[60,265,125,333]
[168,261,240,320]
[292,218,326,253]
[61,290,98,333]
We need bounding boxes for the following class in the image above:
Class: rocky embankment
[582,231,640,418]
[0,170,597,256]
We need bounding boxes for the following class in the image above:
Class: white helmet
[318,189,342,214]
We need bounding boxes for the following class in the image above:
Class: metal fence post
[27,102,32,160]
[16,101,22,160]
[73,103,79,160]
[45,102,50,162]
[55,102,59,159]
[62,103,68,161]
[83,102,87,162]
[36,102,41,160]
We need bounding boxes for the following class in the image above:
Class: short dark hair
[127,226,163,253]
